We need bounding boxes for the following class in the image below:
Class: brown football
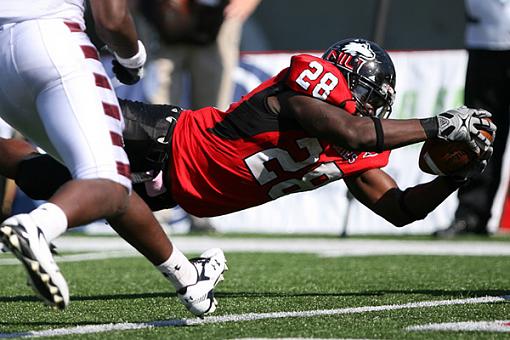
[419,140,475,175]
[419,127,494,176]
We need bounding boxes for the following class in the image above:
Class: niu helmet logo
[342,41,376,60]
[326,41,376,72]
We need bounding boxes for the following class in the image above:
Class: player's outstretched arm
[344,168,463,227]
[279,94,494,154]
[279,93,427,152]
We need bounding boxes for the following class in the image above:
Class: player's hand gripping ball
[419,116,495,176]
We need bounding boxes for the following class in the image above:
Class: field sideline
[0,234,509,339]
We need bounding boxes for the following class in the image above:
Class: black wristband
[370,116,384,153]
[420,117,439,139]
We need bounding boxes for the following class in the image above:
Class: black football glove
[436,106,496,155]
[111,40,146,85]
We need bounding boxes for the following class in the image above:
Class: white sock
[156,247,197,290]
[28,203,68,242]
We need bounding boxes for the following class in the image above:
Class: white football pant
[0,19,131,190]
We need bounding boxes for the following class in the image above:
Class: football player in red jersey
[114,38,490,223]
[0,38,495,310]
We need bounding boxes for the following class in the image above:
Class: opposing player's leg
[0,19,130,308]
[0,130,228,316]
[0,138,72,308]
[0,140,67,308]
[108,191,227,317]
[177,248,227,317]
[0,138,228,316]
[0,214,69,308]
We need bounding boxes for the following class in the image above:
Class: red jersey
[169,54,390,217]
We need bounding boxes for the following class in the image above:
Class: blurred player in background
[0,0,226,318]
[1,38,495,231]
[138,0,261,110]
[136,0,261,232]
[435,0,510,237]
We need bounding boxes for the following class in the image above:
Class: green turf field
[0,236,509,339]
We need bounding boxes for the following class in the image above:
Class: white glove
[436,107,496,154]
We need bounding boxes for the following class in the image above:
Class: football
[419,128,494,176]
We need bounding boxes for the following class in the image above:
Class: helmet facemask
[347,72,395,119]
[322,38,396,119]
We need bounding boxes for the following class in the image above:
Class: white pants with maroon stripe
[0,19,131,190]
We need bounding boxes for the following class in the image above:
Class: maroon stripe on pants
[64,22,82,32]
[94,73,111,89]
[102,102,121,120]
[116,162,131,179]
[110,132,124,147]
[81,45,99,61]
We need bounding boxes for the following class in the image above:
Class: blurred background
[241,0,464,51]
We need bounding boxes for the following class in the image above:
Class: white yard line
[407,320,510,332]
[0,296,507,338]
[0,250,138,266]
[230,338,371,340]
[53,236,510,256]
[2,237,510,266]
